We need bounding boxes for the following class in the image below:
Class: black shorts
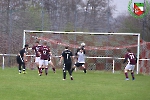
[75,63,85,67]
[63,63,72,70]
[16,55,23,64]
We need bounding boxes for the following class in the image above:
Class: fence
[1,54,150,75]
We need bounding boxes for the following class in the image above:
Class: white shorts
[125,64,135,71]
[39,59,49,68]
[35,57,40,63]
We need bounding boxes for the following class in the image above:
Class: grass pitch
[0,67,150,100]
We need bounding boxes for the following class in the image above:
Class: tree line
[0,0,150,54]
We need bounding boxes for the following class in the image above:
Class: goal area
[23,30,142,74]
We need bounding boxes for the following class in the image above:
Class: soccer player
[59,46,74,80]
[48,51,56,73]
[31,41,42,71]
[16,44,29,74]
[123,49,137,80]
[71,43,87,73]
[38,42,51,76]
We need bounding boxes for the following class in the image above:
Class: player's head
[35,41,39,44]
[65,46,69,49]
[79,47,84,52]
[35,41,39,45]
[127,48,131,52]
[80,46,84,50]
[43,41,47,46]
[24,44,29,49]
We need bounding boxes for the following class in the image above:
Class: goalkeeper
[71,43,87,73]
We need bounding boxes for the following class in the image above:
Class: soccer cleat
[62,79,66,80]
[23,71,26,74]
[19,72,21,74]
[71,77,73,80]
[126,78,129,81]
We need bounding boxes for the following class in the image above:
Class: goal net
[23,30,141,73]
[24,30,141,73]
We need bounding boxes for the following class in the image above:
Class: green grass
[0,67,150,100]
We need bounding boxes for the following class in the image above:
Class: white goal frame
[23,30,140,74]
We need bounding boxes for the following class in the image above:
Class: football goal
[23,30,140,74]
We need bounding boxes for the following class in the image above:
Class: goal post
[23,30,140,74]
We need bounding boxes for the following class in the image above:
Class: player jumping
[71,42,87,73]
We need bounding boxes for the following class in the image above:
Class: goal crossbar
[24,30,140,35]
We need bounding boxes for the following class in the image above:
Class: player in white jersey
[71,47,87,73]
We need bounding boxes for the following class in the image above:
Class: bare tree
[0,0,116,54]
[114,13,150,41]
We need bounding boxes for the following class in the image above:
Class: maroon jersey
[32,45,42,57]
[39,46,50,60]
[124,53,137,65]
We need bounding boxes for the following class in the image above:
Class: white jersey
[77,52,85,63]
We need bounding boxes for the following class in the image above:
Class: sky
[112,0,146,17]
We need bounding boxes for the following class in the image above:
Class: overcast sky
[112,0,145,17]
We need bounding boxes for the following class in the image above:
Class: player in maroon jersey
[32,41,42,71]
[38,42,51,76]
[123,49,137,80]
